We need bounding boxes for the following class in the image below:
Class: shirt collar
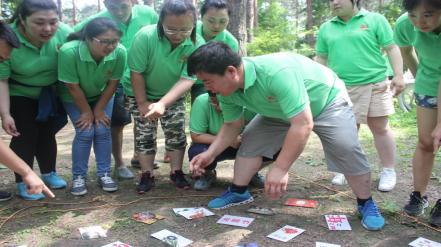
[11,19,44,49]
[242,58,257,91]
[79,41,117,62]
[331,7,368,23]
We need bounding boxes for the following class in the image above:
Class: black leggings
[9,96,58,183]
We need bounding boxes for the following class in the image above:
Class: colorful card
[178,208,215,220]
[285,199,317,208]
[217,215,254,227]
[246,205,278,216]
[132,211,165,225]
[235,243,259,247]
[151,229,193,247]
[316,242,341,247]
[325,215,351,230]
[267,225,305,242]
[172,207,205,216]
[409,237,441,247]
[101,241,132,247]
[78,226,107,239]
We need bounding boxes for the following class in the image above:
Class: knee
[188,143,209,159]
[94,125,111,139]
[75,128,95,141]
[417,137,434,153]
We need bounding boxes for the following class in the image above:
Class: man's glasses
[93,37,121,47]
[162,25,194,36]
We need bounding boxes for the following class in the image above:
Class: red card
[285,199,317,208]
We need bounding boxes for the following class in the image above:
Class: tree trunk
[379,0,384,11]
[227,0,247,56]
[72,0,77,26]
[57,0,63,22]
[98,0,101,12]
[306,0,314,47]
[246,0,254,43]
[295,0,299,30]
[253,0,258,27]
[144,0,154,8]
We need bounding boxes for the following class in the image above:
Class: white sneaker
[331,173,347,185]
[378,169,396,192]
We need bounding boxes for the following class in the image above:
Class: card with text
[267,225,305,242]
[101,241,132,247]
[316,242,341,247]
[409,237,441,247]
[217,215,254,227]
[151,229,193,247]
[285,199,317,208]
[178,208,215,220]
[325,215,352,230]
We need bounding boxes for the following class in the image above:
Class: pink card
[285,199,318,208]
[267,225,305,242]
[325,215,352,230]
[216,215,254,227]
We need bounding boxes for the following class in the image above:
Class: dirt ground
[1,106,441,247]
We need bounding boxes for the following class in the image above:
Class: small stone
[3,180,9,185]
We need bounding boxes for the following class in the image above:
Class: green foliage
[1,0,19,21]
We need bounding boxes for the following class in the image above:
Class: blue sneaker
[16,182,44,200]
[98,173,117,192]
[357,200,385,230]
[42,172,67,189]
[208,188,254,209]
[71,176,87,196]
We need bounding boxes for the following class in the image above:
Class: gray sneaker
[71,176,87,196]
[98,173,118,192]
[250,172,265,188]
[116,167,134,180]
[194,171,217,191]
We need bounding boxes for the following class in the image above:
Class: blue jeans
[63,98,114,179]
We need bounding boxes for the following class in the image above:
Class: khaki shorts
[346,79,395,124]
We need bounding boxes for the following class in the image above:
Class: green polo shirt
[193,21,238,85]
[316,8,394,86]
[57,40,127,103]
[74,5,158,90]
[0,20,73,99]
[126,24,204,99]
[218,53,344,122]
[190,93,256,136]
[394,13,441,96]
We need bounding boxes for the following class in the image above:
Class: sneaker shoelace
[140,174,152,185]
[219,189,237,199]
[73,176,85,187]
[362,202,381,217]
[100,175,113,185]
[408,194,424,206]
[174,171,187,184]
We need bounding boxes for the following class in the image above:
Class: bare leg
[413,106,437,196]
[367,116,396,169]
[139,153,155,174]
[345,172,372,199]
[111,125,127,170]
[232,156,262,186]
[167,149,185,171]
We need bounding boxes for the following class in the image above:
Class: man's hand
[93,109,110,129]
[264,165,289,200]
[189,152,215,174]
[74,112,94,133]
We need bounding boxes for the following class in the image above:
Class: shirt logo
[359,24,370,31]
[179,54,189,64]
[104,70,112,79]
[244,119,251,126]
[266,95,278,103]
[56,44,61,50]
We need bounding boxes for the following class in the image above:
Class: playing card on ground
[325,215,352,230]
[266,225,305,242]
[285,199,317,208]
[316,242,341,247]
[172,207,205,216]
[178,208,215,220]
[78,226,107,239]
[216,215,254,227]
[101,241,132,247]
[151,229,193,247]
[409,237,441,247]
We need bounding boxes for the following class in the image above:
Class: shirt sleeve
[110,46,127,80]
[0,59,11,79]
[219,97,245,123]
[189,96,210,134]
[58,47,79,84]
[316,24,328,54]
[393,17,411,47]
[374,14,394,47]
[128,30,149,73]
[270,68,309,119]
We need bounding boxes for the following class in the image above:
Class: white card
[151,229,193,247]
[409,237,441,247]
[316,242,341,247]
[101,241,132,247]
[266,225,305,242]
[178,208,215,220]
[217,215,254,227]
[78,226,107,239]
[325,215,352,230]
[172,207,205,216]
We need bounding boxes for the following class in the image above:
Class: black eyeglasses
[92,37,121,47]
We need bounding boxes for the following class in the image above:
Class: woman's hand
[93,109,111,129]
[74,111,94,133]
[1,114,20,137]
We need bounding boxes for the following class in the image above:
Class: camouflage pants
[125,95,187,155]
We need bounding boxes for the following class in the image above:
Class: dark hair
[158,0,197,45]
[0,21,21,49]
[67,17,123,42]
[403,0,441,11]
[187,41,242,76]
[9,0,58,24]
[200,0,231,18]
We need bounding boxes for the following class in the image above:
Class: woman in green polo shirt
[316,0,405,192]
[58,17,126,196]
[0,0,72,200]
[189,0,238,105]
[126,0,203,194]
[394,0,441,225]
